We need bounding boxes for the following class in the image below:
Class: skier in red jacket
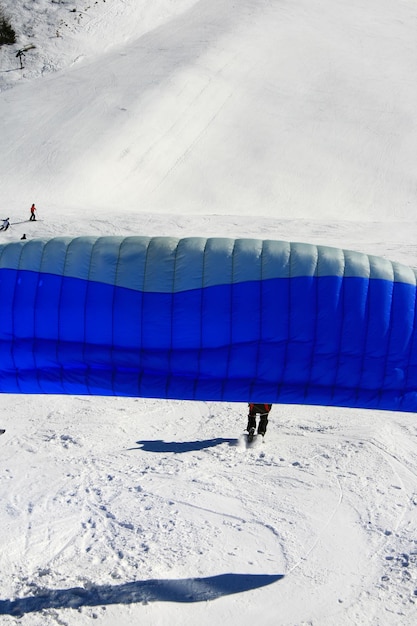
[29,203,36,221]
[246,403,272,436]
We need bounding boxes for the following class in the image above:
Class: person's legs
[257,413,269,436]
[246,407,257,431]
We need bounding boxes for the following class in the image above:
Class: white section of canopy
[0,237,415,292]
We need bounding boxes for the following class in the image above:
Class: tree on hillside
[0,10,16,46]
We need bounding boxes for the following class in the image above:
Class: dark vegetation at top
[0,8,16,46]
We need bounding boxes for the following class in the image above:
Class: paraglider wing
[0,236,416,411]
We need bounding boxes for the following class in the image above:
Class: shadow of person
[130,438,238,453]
[0,573,284,616]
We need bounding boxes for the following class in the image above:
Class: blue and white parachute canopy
[0,235,416,411]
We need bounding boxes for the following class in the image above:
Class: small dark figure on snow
[246,403,272,437]
[21,233,27,240]
[16,49,25,70]
[0,218,10,231]
[29,203,36,221]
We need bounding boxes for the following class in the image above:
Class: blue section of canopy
[0,236,416,411]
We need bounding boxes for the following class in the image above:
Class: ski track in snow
[1,400,417,624]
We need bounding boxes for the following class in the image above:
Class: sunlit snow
[1,1,417,624]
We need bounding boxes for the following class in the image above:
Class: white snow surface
[1,1,417,624]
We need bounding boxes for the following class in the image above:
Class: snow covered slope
[1,1,417,625]
[1,0,417,221]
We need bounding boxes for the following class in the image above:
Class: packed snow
[1,1,417,624]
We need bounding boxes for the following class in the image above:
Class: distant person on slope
[29,203,36,221]
[246,403,272,437]
[16,49,25,70]
[0,218,10,231]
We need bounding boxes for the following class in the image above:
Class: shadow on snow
[131,438,238,453]
[0,573,284,616]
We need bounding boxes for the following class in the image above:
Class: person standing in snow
[29,203,36,221]
[246,403,272,436]
[0,218,10,231]
[16,49,25,70]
